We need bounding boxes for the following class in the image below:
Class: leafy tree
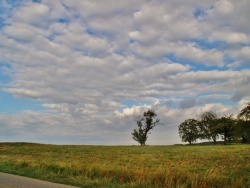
[178,119,201,144]
[238,102,250,120]
[237,102,250,143]
[131,109,161,146]
[235,119,250,143]
[215,115,236,144]
[199,111,219,143]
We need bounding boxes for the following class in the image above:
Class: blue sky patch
[190,39,226,50]
[0,91,44,114]
[165,53,222,71]
[193,8,206,19]
[32,0,41,3]
[0,63,12,84]
[119,99,151,111]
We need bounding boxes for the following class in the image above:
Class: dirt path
[0,172,79,188]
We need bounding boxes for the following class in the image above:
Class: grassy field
[0,143,249,188]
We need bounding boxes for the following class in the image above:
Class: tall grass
[0,143,249,187]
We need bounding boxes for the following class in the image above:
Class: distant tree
[178,119,201,144]
[238,102,250,121]
[235,119,250,143]
[199,111,219,143]
[215,115,236,144]
[131,109,161,146]
[237,102,250,143]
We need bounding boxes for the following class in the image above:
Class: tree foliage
[235,119,250,143]
[215,115,236,144]
[199,111,219,143]
[178,119,201,144]
[237,102,250,143]
[131,109,161,146]
[238,102,250,120]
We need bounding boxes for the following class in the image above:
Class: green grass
[0,143,249,187]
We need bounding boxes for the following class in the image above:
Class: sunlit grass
[0,143,249,187]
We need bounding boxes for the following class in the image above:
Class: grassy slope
[0,143,249,188]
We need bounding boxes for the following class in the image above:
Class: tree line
[178,102,250,144]
[131,102,250,146]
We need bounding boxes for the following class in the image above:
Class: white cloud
[239,46,250,60]
[11,2,51,25]
[226,46,250,66]
[214,0,234,15]
[175,42,225,67]
[211,30,250,44]
[206,0,250,34]
[3,24,35,41]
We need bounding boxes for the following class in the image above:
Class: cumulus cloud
[214,0,234,15]
[174,42,225,67]
[0,0,249,145]
[211,30,250,44]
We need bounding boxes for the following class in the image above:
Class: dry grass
[0,143,249,187]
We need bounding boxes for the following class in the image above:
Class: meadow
[0,143,249,188]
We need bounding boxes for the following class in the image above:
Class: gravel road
[0,172,79,188]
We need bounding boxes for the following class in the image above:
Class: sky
[0,0,250,145]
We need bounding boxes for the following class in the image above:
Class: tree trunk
[213,139,216,144]
[140,142,146,146]
[212,135,216,144]
[224,135,227,145]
